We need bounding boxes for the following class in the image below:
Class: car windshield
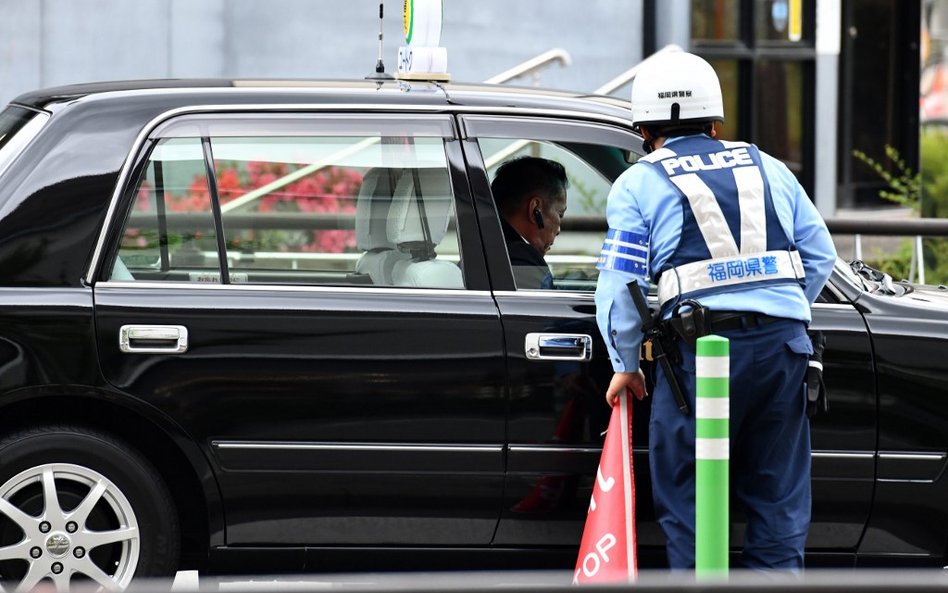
[0,106,48,178]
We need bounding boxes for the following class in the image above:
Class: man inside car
[490,156,570,289]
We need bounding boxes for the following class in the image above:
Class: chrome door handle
[525,333,592,361]
[119,325,189,353]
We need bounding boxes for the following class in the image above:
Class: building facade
[0,0,921,214]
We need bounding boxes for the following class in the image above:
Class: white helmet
[630,51,724,131]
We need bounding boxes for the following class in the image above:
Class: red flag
[573,394,637,584]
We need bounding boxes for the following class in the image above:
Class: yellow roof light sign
[397,0,450,81]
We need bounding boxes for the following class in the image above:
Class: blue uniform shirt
[595,134,837,373]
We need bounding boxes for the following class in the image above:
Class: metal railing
[483,48,573,85]
[594,44,683,95]
[555,216,948,238]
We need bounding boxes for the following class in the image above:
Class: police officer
[594,51,837,570]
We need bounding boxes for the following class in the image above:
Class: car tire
[0,425,179,591]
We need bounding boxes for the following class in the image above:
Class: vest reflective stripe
[670,173,739,258]
[657,249,805,306]
[640,147,677,163]
[734,165,767,254]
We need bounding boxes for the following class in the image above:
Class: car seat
[386,168,463,288]
[354,168,412,285]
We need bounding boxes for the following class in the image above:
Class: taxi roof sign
[397,0,450,82]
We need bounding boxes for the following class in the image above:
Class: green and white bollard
[695,335,729,576]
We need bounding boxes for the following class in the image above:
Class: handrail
[594,44,684,95]
[483,48,573,85]
[823,218,948,235]
[558,216,948,237]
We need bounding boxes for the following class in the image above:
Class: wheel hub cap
[45,533,70,558]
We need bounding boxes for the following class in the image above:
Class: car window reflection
[113,133,464,289]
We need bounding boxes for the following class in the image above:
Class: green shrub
[852,133,948,285]
[920,127,948,218]
[852,146,920,211]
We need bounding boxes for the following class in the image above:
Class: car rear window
[0,106,48,178]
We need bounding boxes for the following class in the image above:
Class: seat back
[387,168,463,288]
[354,168,411,285]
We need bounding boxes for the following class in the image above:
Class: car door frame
[90,107,508,549]
[457,113,659,551]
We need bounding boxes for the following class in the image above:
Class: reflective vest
[640,136,805,309]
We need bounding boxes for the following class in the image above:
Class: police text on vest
[661,147,753,176]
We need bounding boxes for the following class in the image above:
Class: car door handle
[524,333,592,361]
[119,325,189,354]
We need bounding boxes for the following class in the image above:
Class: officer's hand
[605,370,647,407]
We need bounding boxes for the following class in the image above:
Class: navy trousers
[648,318,813,570]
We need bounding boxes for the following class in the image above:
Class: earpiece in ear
[533,208,545,229]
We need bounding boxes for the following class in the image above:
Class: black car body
[0,79,946,590]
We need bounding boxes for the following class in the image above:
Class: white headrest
[386,168,453,249]
[355,168,399,251]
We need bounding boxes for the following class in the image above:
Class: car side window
[116,137,221,281]
[480,137,631,292]
[113,130,463,289]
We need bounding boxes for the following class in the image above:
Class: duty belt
[700,311,783,332]
[665,305,784,348]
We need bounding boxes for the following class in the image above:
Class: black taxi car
[0,78,947,590]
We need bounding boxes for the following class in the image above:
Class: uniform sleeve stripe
[602,239,648,258]
[605,228,648,246]
[599,249,646,264]
[597,228,649,275]
[598,254,648,275]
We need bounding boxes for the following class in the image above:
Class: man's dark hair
[490,156,568,216]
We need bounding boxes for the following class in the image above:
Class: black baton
[627,280,690,416]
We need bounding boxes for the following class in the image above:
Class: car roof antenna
[366,2,395,80]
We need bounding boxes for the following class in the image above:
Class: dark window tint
[753,60,805,175]
[0,107,48,176]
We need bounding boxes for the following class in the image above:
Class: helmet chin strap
[641,128,656,154]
